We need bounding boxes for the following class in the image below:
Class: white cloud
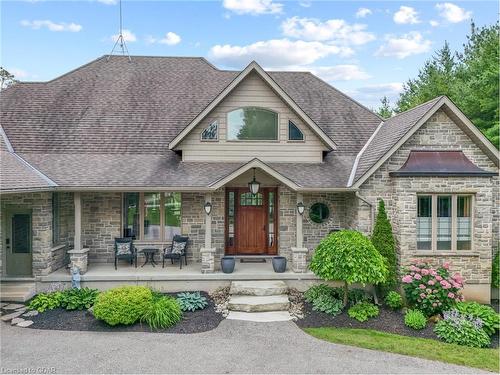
[299,1,311,8]
[20,19,82,32]
[222,0,283,15]
[96,0,117,4]
[393,6,420,24]
[209,39,353,68]
[160,32,181,45]
[430,20,440,27]
[281,17,375,45]
[375,32,431,59]
[111,29,136,43]
[436,3,472,23]
[355,8,372,18]
[309,65,371,81]
[347,82,403,108]
[8,68,29,79]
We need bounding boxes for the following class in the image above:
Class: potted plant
[272,256,287,273]
[221,256,235,273]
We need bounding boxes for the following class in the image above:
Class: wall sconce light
[204,201,212,215]
[297,202,305,215]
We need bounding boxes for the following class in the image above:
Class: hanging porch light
[248,167,261,195]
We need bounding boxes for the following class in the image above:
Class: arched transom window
[227,107,278,141]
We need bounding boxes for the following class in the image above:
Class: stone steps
[230,280,288,296]
[226,311,293,322]
[228,294,290,312]
[0,283,36,302]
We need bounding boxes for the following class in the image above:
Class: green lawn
[305,327,499,373]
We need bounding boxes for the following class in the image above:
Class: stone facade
[356,110,498,297]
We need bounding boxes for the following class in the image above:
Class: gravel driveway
[0,319,490,374]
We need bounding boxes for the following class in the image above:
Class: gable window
[201,121,218,141]
[288,121,304,141]
[123,192,181,242]
[416,194,473,252]
[227,107,278,141]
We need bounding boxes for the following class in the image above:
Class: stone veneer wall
[356,110,498,289]
[278,186,296,261]
[1,192,55,276]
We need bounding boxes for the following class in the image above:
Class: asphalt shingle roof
[0,152,54,191]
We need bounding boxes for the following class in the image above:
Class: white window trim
[417,193,474,253]
[200,120,219,142]
[226,107,280,142]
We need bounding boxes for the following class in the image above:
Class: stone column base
[68,248,90,274]
[200,247,216,274]
[291,247,308,273]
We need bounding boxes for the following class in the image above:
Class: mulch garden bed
[27,292,223,334]
[296,302,499,348]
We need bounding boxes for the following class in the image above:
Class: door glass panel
[164,192,181,241]
[228,191,235,247]
[417,196,432,250]
[457,196,472,250]
[123,193,140,239]
[268,192,275,247]
[12,214,30,253]
[240,192,263,206]
[144,192,161,240]
[437,196,452,250]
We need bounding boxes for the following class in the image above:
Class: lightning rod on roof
[107,0,131,62]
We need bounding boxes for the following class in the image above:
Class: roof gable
[168,61,337,151]
[351,96,499,188]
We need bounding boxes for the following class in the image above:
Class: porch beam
[74,192,82,250]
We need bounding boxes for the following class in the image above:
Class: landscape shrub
[402,262,463,317]
[371,199,397,293]
[455,301,500,336]
[176,292,208,312]
[309,230,387,306]
[28,291,63,312]
[492,249,499,289]
[141,296,182,329]
[60,288,99,310]
[404,309,427,330]
[434,309,491,348]
[305,284,372,308]
[385,291,404,310]
[304,284,334,303]
[348,302,379,322]
[93,286,153,326]
[311,294,343,316]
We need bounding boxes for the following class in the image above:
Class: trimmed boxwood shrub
[93,286,153,326]
[404,309,427,330]
[385,291,404,310]
[309,230,387,306]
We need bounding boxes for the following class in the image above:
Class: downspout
[355,191,374,234]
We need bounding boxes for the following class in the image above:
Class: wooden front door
[225,188,277,255]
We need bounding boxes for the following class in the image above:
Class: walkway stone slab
[227,311,293,322]
[1,311,24,322]
[23,311,39,317]
[230,280,288,296]
[16,320,33,328]
[2,304,25,310]
[11,317,25,326]
[228,295,290,312]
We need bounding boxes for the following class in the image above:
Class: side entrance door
[225,188,278,255]
[4,209,32,276]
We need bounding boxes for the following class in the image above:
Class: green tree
[371,199,397,294]
[376,96,393,119]
[0,67,17,91]
[309,230,388,306]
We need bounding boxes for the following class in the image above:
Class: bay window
[123,192,181,241]
[416,194,473,251]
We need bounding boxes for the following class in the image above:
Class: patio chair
[114,237,138,270]
[162,235,189,269]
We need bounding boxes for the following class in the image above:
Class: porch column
[200,192,216,274]
[68,192,89,274]
[291,192,308,273]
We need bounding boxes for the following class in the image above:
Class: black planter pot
[272,256,287,273]
[221,256,235,274]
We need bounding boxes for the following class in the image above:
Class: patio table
[140,248,159,267]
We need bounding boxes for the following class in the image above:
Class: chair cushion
[116,242,132,255]
[171,241,186,255]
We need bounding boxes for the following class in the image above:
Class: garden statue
[71,266,81,289]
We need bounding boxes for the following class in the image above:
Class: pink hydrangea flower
[426,288,432,293]
[436,275,443,281]
[443,262,450,269]
[441,281,451,289]
[447,292,455,298]
[421,269,429,276]
[430,269,437,276]
[420,293,426,299]
[410,265,418,271]
[419,284,426,289]
[402,275,413,283]
[427,280,435,286]
[414,273,422,280]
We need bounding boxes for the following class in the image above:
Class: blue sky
[1,0,498,108]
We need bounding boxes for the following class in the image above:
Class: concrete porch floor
[38,260,320,292]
